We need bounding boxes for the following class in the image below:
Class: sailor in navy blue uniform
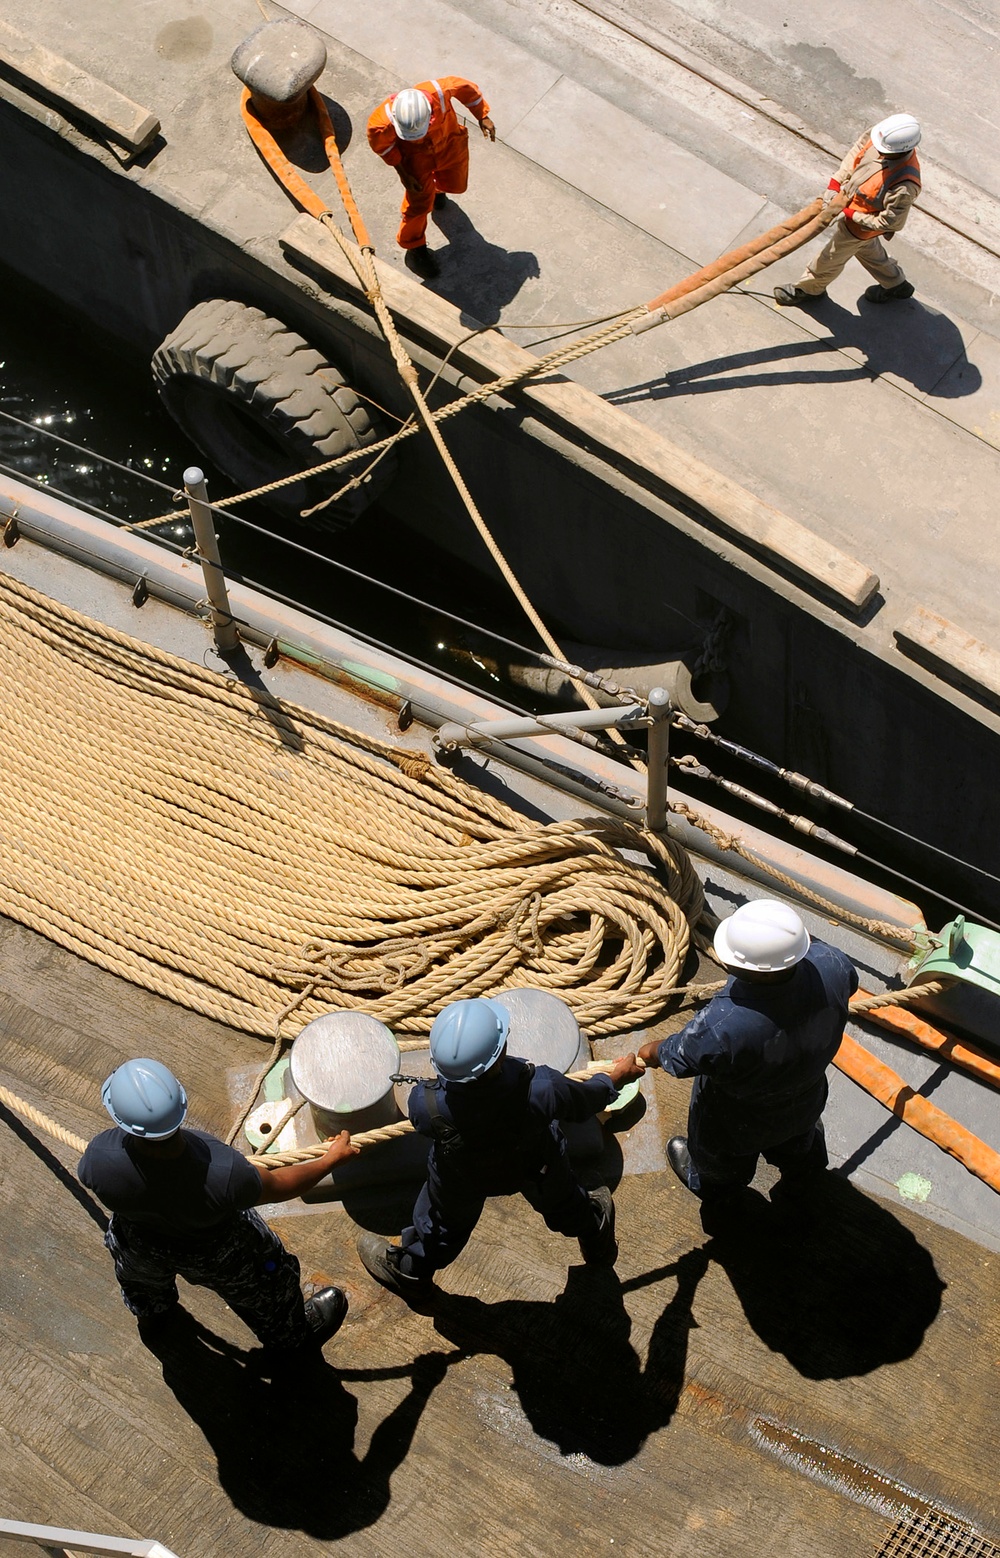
[79,1057,358,1349]
[638,900,858,1200]
[356,998,644,1295]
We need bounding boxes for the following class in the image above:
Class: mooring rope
[0,571,702,1044]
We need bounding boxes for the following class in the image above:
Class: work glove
[821,178,841,209]
[480,115,496,141]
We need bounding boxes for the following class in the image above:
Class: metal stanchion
[645,686,672,832]
[184,466,239,653]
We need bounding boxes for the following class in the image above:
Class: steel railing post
[184,466,239,653]
[645,686,672,832]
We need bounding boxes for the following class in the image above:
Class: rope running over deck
[0,571,702,1043]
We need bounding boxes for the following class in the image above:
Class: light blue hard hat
[429,998,510,1082]
[102,1058,188,1139]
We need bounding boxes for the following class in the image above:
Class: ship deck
[0,517,998,1554]
[2,901,999,1557]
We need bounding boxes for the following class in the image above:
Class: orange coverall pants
[395,126,470,248]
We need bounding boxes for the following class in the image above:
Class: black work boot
[773,284,823,306]
[404,245,440,279]
[302,1285,348,1349]
[864,280,915,304]
[666,1136,694,1191]
[357,1233,433,1303]
[578,1185,618,1266]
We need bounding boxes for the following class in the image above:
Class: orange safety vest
[844,138,921,239]
[367,77,489,171]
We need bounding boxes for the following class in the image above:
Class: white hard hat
[871,114,921,155]
[390,88,432,141]
[714,899,810,973]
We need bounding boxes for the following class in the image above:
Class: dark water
[0,264,538,708]
[2,267,997,931]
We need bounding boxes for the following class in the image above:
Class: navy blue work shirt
[409,1055,617,1168]
[656,939,858,1151]
[78,1127,262,1236]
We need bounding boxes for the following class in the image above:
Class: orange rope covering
[644,197,825,313]
[239,87,374,249]
[240,87,329,220]
[834,1034,1000,1193]
[856,990,1000,1094]
[309,88,372,251]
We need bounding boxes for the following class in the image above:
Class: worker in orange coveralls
[367,78,496,278]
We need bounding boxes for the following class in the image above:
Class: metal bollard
[645,686,672,832]
[184,467,239,653]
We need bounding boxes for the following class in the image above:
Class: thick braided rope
[0,982,956,1170]
[0,572,702,1045]
[0,1084,88,1155]
[850,979,950,1013]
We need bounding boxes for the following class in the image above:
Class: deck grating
[877,1512,1000,1557]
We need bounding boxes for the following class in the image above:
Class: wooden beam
[0,20,159,152]
[895,605,1000,708]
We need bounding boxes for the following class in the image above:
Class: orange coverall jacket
[367,77,491,248]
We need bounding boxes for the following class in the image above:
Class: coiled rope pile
[0,571,702,1042]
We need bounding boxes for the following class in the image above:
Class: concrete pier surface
[2,0,997,637]
[3,0,1000,916]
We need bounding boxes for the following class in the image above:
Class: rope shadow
[147,1310,454,1539]
[606,340,868,405]
[0,1099,108,1232]
[431,1252,710,1466]
[836,1061,951,1177]
[605,294,980,405]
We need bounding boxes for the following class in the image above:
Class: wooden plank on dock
[0,20,159,152]
[895,604,1000,709]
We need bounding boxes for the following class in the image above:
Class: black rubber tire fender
[151,298,396,527]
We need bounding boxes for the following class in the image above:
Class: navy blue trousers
[399,1137,598,1278]
[687,1117,829,1198]
[105,1208,311,1347]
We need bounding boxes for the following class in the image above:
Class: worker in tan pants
[775,113,921,307]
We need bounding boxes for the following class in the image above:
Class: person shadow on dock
[605,293,981,405]
[427,1171,944,1467]
[430,1249,711,1465]
[701,1172,945,1379]
[424,200,540,327]
[146,1315,454,1540]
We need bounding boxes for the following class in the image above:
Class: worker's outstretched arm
[254,1130,359,1203]
[548,1053,644,1122]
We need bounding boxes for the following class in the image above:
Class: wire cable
[200,503,551,662]
[0,459,186,547]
